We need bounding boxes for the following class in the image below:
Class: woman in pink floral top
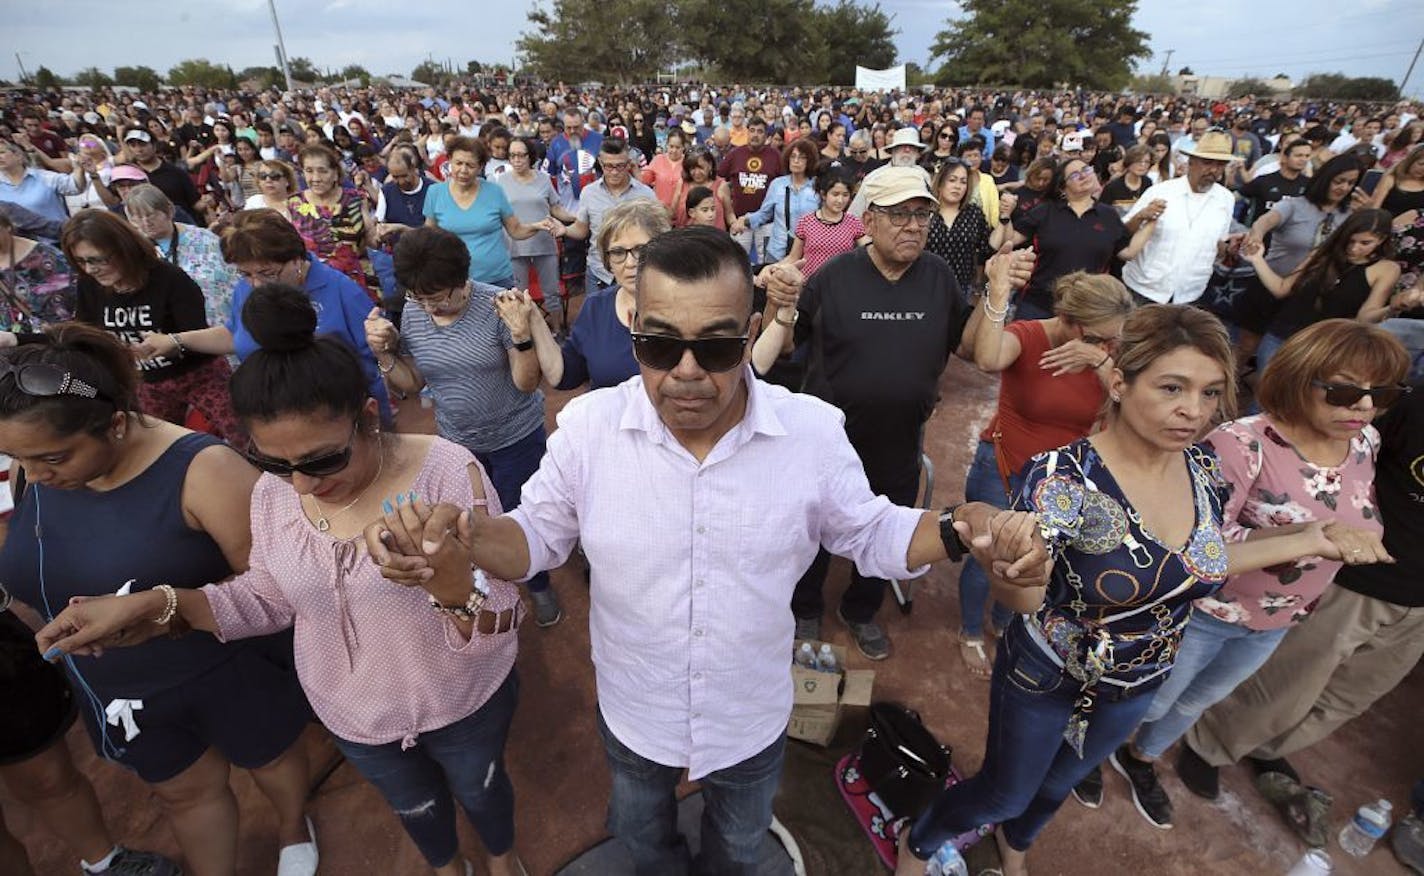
[1081,319,1408,829]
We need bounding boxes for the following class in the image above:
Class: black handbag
[857,701,952,819]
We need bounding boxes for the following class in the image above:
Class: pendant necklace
[305,436,385,532]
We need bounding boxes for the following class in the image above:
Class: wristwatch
[774,309,798,328]
[938,504,968,563]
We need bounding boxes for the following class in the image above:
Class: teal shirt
[422,181,515,284]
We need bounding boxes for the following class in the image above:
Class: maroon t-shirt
[30,128,69,159]
[718,145,782,216]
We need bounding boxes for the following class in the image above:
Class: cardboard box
[787,639,875,746]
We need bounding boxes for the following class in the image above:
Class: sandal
[957,634,992,679]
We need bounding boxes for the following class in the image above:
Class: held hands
[542,216,566,237]
[131,331,176,361]
[364,306,399,356]
[729,215,750,235]
[34,593,167,660]
[1141,198,1168,222]
[985,244,1036,295]
[492,288,536,338]
[954,505,1051,587]
[1239,236,1266,261]
[998,191,1017,220]
[763,261,805,311]
[362,496,488,604]
[1318,521,1393,566]
[1039,339,1108,376]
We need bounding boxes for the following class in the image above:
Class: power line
[1184,48,1416,69]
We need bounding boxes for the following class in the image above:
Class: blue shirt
[228,256,390,418]
[746,175,819,263]
[0,168,79,224]
[423,181,515,285]
[557,286,638,391]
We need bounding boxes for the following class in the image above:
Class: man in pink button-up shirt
[384,227,1048,875]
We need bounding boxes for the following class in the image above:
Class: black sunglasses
[1312,380,1411,408]
[246,422,359,478]
[0,359,110,403]
[630,327,750,373]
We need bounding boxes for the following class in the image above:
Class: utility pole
[1402,36,1423,98]
[266,0,293,91]
[1159,49,1175,78]
[14,52,29,84]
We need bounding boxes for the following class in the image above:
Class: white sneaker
[276,816,318,876]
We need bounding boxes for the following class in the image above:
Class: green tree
[167,59,237,89]
[114,65,162,92]
[519,0,682,82]
[339,64,371,85]
[287,57,321,83]
[681,0,825,82]
[33,66,62,90]
[814,0,898,85]
[239,66,285,90]
[1130,73,1176,95]
[410,60,449,85]
[1227,77,1272,99]
[1177,66,1194,76]
[1294,72,1399,101]
[931,0,1149,90]
[73,67,113,88]
[466,59,485,76]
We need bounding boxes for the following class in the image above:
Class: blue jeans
[958,440,1019,637]
[1256,332,1286,372]
[335,671,519,867]
[908,619,1163,855]
[1133,611,1288,758]
[597,709,785,876]
[476,426,551,594]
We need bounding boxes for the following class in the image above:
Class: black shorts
[76,642,313,784]
[1233,276,1285,336]
[0,612,77,765]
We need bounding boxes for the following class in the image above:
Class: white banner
[855,64,905,92]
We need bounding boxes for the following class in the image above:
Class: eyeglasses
[938,132,955,140]
[0,359,111,403]
[256,171,286,181]
[606,244,648,265]
[870,206,935,227]
[600,160,631,172]
[403,283,466,311]
[849,148,869,157]
[237,264,288,285]
[1067,167,1097,183]
[247,422,359,478]
[71,254,113,269]
[1312,380,1411,408]
[630,329,750,372]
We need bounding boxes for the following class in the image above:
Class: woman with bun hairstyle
[36,286,529,876]
[0,322,316,876]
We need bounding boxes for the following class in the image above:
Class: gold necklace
[304,436,385,533]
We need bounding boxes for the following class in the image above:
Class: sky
[7,0,1424,96]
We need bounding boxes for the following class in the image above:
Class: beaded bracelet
[151,584,178,626]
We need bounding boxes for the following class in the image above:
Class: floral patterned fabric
[288,188,377,298]
[158,224,239,332]
[0,240,76,332]
[1197,413,1380,631]
[1015,438,1229,753]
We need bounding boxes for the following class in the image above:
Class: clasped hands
[953,504,1052,589]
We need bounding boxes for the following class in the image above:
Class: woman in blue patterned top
[897,304,1369,876]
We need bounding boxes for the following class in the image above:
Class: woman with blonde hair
[244,159,298,217]
[1076,319,1407,829]
[955,270,1133,677]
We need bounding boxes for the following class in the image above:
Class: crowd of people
[1,77,1422,876]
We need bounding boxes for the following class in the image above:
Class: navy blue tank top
[0,432,241,699]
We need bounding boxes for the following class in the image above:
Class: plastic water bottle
[795,642,817,669]
[1337,798,1392,857]
[816,643,839,673]
[924,841,968,876]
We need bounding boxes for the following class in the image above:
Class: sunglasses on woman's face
[630,326,751,373]
[246,422,358,478]
[1312,380,1411,408]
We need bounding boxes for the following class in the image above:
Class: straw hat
[1180,130,1236,162]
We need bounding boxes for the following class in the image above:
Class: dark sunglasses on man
[630,325,751,373]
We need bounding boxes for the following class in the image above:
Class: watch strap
[938,504,967,563]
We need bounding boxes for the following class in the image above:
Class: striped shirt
[508,372,926,778]
[400,282,545,453]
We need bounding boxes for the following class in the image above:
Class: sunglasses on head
[245,422,358,478]
[1312,380,1411,408]
[0,359,111,403]
[630,324,751,373]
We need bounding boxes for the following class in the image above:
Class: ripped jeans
[335,671,518,866]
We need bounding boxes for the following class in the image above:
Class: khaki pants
[1186,586,1424,767]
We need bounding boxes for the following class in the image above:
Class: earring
[1110,394,1121,403]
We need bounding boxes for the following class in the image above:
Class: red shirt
[794,210,865,277]
[718,145,782,216]
[980,320,1104,475]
